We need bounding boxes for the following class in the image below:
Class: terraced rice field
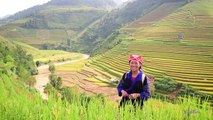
[55,70,119,101]
[88,0,213,95]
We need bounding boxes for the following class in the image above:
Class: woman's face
[129,60,141,72]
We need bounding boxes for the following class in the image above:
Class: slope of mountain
[0,31,212,120]
[0,35,37,80]
[0,0,116,24]
[87,0,213,97]
[0,0,116,48]
[0,1,213,118]
[74,0,188,53]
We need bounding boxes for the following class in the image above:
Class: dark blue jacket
[117,70,151,99]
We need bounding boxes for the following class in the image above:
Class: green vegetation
[0,0,116,25]
[0,0,213,119]
[87,0,213,97]
[75,0,186,53]
[45,64,62,94]
[23,7,106,30]
[0,38,212,119]
[182,0,213,16]
[56,60,87,71]
[34,50,83,64]
[178,84,213,99]
[0,72,212,119]
[49,64,56,74]
[14,41,83,64]
[154,77,179,93]
[84,76,116,87]
[0,36,37,81]
[0,5,107,49]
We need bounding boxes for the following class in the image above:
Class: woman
[117,55,151,109]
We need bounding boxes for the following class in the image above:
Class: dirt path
[34,54,89,100]
[35,69,50,100]
[35,54,120,101]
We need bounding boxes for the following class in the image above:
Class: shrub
[154,77,179,93]
[49,64,56,74]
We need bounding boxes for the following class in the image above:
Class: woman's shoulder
[122,71,130,79]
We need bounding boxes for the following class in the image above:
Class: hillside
[0,0,188,52]
[0,8,105,49]
[0,0,212,97]
[0,0,213,119]
[0,35,37,84]
[0,0,116,24]
[85,0,213,97]
[73,0,188,53]
[0,71,212,119]
[0,0,115,49]
[14,41,84,64]
[0,36,212,120]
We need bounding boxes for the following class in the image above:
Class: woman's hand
[121,90,129,97]
[129,93,140,100]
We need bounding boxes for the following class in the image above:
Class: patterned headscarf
[129,55,143,63]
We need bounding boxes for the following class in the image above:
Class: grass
[0,73,212,120]
[73,17,102,41]
[0,28,66,45]
[14,41,84,63]
[56,60,87,71]
[84,77,112,87]
[0,35,16,47]
[11,18,32,24]
[0,5,106,47]
[13,41,40,55]
[182,0,213,16]
[131,0,213,45]
[127,1,186,28]
[34,50,83,63]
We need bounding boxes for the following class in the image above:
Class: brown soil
[56,70,121,102]
[35,54,121,101]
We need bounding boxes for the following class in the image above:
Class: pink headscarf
[129,55,143,63]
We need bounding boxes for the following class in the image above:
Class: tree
[49,64,55,74]
[35,61,41,67]
[49,74,62,89]
[16,65,31,80]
